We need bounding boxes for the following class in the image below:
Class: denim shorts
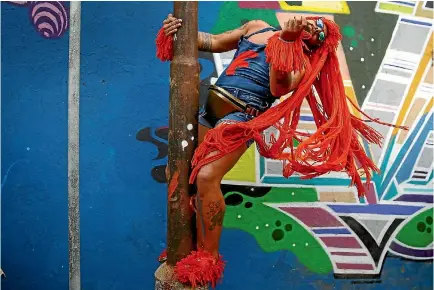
[199,87,271,148]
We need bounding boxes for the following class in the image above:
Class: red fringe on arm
[155,27,173,62]
[188,18,408,198]
[265,32,306,72]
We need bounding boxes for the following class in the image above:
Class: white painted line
[68,2,81,290]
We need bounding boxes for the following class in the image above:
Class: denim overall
[199,26,279,147]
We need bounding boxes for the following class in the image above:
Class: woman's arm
[162,14,269,53]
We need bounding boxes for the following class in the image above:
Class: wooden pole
[155,1,203,289]
[166,0,199,266]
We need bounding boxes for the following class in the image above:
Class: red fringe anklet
[174,250,226,289]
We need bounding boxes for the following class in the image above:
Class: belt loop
[252,108,259,117]
[245,106,261,117]
[233,89,239,98]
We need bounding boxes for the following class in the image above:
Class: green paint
[223,187,333,274]
[396,208,434,248]
[211,1,280,34]
[343,26,356,38]
[343,26,363,47]
[378,2,414,14]
[351,39,358,48]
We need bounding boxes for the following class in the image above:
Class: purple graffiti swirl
[29,1,69,39]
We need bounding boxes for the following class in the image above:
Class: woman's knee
[196,166,221,190]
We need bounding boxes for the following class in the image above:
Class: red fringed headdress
[188,18,407,198]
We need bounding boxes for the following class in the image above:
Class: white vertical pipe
[68,2,81,290]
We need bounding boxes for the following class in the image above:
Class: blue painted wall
[2,2,433,290]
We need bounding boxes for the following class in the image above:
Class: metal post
[155,1,204,289]
[68,2,81,290]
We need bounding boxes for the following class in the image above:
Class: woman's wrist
[279,31,296,42]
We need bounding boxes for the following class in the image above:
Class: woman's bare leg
[165,123,247,258]
[195,124,247,258]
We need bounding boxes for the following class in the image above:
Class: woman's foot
[174,250,225,289]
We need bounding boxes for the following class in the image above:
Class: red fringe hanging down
[188,17,408,198]
[155,27,173,62]
[174,250,226,289]
[265,32,306,73]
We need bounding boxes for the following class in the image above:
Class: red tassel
[174,250,225,289]
[155,27,173,62]
[265,32,306,72]
[158,249,167,263]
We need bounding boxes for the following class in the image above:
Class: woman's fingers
[165,27,178,35]
[301,17,307,27]
[163,18,182,35]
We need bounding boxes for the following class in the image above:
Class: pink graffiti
[29,1,69,39]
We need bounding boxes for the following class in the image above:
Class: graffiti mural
[7,1,69,39]
[2,0,432,288]
[139,0,433,284]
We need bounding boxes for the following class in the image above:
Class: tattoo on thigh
[206,201,224,231]
[206,201,221,217]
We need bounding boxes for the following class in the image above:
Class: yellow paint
[223,144,256,182]
[423,98,433,115]
[319,191,357,203]
[424,63,433,84]
[378,3,415,14]
[415,1,434,19]
[278,1,350,14]
[391,33,433,137]
[345,85,362,119]
[298,123,318,131]
[344,83,377,166]
[397,98,427,144]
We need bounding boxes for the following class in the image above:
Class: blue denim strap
[244,27,278,39]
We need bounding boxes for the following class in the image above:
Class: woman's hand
[279,16,307,42]
[162,13,182,36]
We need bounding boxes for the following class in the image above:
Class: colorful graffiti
[7,1,69,39]
[139,0,433,283]
[2,0,431,288]
[223,185,433,277]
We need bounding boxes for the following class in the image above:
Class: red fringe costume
[186,18,406,198]
[155,18,407,288]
